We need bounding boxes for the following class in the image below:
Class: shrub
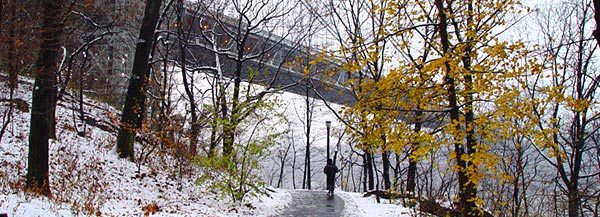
[195,134,278,203]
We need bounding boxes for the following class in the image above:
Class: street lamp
[326,121,331,161]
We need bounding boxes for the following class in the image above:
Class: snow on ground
[338,191,415,217]
[0,74,408,216]
[0,75,289,216]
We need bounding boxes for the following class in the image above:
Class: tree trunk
[177,0,198,157]
[407,110,422,193]
[116,0,163,160]
[364,150,374,191]
[435,0,478,215]
[208,118,218,157]
[462,2,479,216]
[222,122,235,156]
[304,84,311,189]
[292,142,297,189]
[406,147,417,193]
[381,149,391,190]
[593,0,600,47]
[7,0,16,90]
[26,0,64,196]
[277,159,285,188]
[565,114,583,217]
[222,47,243,157]
[567,183,580,217]
[362,153,367,192]
[565,17,588,216]
[157,57,168,148]
[512,143,524,217]
[208,49,223,157]
[277,142,291,188]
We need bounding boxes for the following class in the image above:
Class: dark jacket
[324,164,339,177]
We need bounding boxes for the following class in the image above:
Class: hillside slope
[0,75,290,216]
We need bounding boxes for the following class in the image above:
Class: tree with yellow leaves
[427,0,536,215]
[326,0,536,215]
[310,0,539,215]
[306,0,403,193]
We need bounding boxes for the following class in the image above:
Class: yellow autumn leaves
[326,0,545,193]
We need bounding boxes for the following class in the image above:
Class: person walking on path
[323,158,339,196]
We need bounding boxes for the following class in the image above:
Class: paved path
[281,190,345,217]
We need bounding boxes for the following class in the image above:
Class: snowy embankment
[0,76,291,216]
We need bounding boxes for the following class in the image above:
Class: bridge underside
[184,47,357,107]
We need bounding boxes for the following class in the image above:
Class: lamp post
[326,121,331,161]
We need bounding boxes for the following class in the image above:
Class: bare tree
[529,1,600,216]
[116,0,165,160]
[184,0,311,159]
[26,0,65,196]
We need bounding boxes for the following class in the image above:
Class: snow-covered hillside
[0,74,410,216]
[0,75,292,216]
